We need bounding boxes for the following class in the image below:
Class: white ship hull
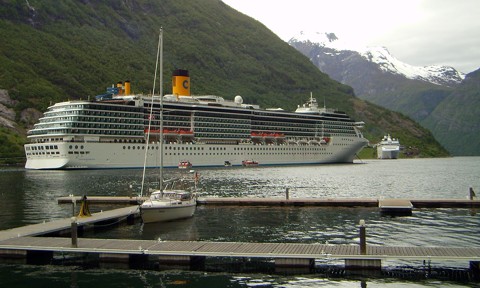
[377,147,400,159]
[25,138,367,169]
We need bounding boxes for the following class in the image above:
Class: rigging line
[140,27,163,197]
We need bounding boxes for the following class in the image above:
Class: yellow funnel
[172,69,190,96]
[124,80,131,95]
[116,82,123,95]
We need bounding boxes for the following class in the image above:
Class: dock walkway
[196,197,480,208]
[0,206,139,241]
[0,237,479,261]
[0,236,479,270]
[1,204,480,273]
[57,196,480,208]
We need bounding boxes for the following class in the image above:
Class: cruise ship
[24,70,368,169]
[376,134,400,159]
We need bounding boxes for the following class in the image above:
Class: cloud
[223,0,480,73]
[373,0,480,72]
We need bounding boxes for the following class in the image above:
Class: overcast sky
[223,0,480,73]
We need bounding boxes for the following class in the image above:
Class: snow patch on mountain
[290,31,465,86]
[359,46,465,85]
[291,31,362,51]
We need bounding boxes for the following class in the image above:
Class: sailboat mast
[159,27,164,192]
[140,28,163,197]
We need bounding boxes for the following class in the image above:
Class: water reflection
[1,158,480,286]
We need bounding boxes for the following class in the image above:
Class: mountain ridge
[289,31,478,155]
[290,31,465,87]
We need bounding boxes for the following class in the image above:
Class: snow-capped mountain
[289,31,480,156]
[290,31,465,87]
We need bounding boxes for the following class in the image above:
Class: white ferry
[376,134,400,159]
[24,70,368,169]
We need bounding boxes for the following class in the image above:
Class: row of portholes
[119,149,333,157]
[121,145,332,153]
[69,145,84,149]
[124,146,147,150]
[162,152,334,156]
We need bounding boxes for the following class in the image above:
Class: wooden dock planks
[196,197,379,207]
[2,199,479,270]
[0,206,140,241]
[195,197,480,208]
[1,237,479,261]
[57,196,480,209]
[57,196,146,205]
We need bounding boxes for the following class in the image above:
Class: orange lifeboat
[242,160,259,167]
[144,128,161,134]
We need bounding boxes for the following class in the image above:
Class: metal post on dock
[71,196,76,216]
[71,217,78,248]
[285,188,290,200]
[359,219,366,255]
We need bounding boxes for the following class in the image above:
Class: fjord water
[1,157,479,287]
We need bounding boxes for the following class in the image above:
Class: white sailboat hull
[140,201,196,223]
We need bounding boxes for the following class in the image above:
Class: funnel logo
[182,80,189,89]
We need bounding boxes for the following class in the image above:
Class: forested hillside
[0,0,448,163]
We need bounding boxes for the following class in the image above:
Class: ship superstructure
[376,134,400,159]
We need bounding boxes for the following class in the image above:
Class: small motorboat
[178,161,192,169]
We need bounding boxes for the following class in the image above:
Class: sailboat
[140,179,197,223]
[139,28,197,224]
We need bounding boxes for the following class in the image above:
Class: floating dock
[57,196,146,205]
[196,197,480,208]
[1,236,480,273]
[378,199,413,215]
[0,206,139,241]
[57,196,480,208]
[1,204,480,276]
